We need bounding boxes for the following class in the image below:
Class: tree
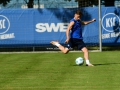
[104,0,115,6]
[65,0,98,7]
[24,0,40,8]
[0,0,34,8]
[65,0,115,7]
[24,0,34,8]
[75,0,98,7]
[0,0,11,6]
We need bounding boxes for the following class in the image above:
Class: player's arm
[81,18,96,25]
[65,21,74,43]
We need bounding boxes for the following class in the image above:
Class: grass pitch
[0,51,120,90]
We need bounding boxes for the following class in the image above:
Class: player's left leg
[50,41,69,54]
[76,39,94,66]
[81,47,94,66]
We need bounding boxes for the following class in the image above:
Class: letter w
[46,23,60,32]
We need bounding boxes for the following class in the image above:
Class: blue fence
[0,7,120,47]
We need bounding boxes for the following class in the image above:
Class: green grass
[0,51,120,90]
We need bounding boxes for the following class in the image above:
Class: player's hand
[65,39,69,44]
[92,18,96,22]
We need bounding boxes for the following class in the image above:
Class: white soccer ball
[75,57,84,65]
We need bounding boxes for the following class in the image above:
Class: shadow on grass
[94,63,120,66]
[73,63,120,66]
[72,64,86,66]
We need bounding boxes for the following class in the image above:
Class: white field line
[0,50,100,54]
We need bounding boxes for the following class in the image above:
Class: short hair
[75,10,83,16]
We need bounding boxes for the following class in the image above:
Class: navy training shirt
[70,18,83,39]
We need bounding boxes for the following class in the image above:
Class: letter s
[36,23,46,32]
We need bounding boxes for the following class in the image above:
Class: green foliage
[64,0,71,1]
[0,0,116,8]
[0,0,11,6]
[104,0,115,6]
[65,0,115,7]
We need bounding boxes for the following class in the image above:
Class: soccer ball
[75,57,84,65]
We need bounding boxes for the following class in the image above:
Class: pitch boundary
[0,50,100,54]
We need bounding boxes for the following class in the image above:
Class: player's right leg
[50,41,69,54]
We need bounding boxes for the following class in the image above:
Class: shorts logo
[102,13,120,32]
[0,15,10,34]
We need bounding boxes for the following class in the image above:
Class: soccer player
[50,10,96,66]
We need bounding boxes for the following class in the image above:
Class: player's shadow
[73,63,120,66]
[93,63,120,66]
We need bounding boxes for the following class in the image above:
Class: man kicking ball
[50,10,96,66]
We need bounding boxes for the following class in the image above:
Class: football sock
[55,43,60,47]
[86,60,90,64]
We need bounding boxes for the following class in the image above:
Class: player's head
[74,10,83,20]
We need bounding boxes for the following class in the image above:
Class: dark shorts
[66,38,86,50]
